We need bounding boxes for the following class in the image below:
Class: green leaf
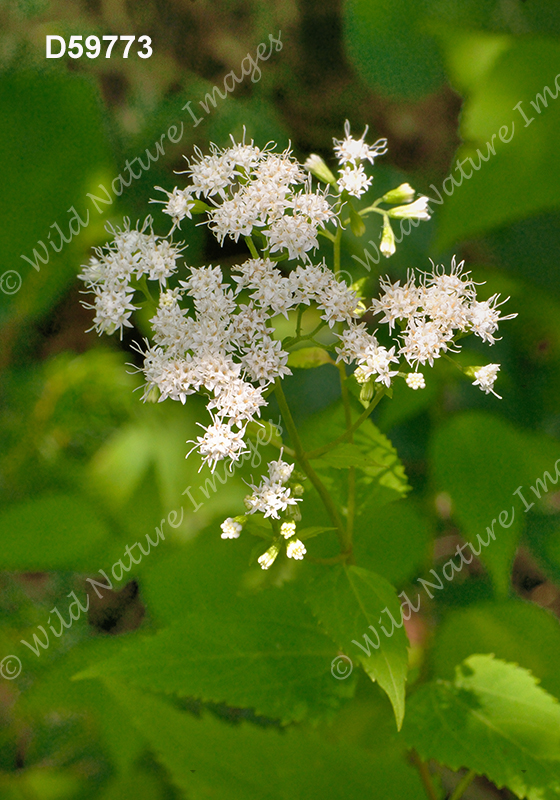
[0,494,110,570]
[315,442,375,469]
[287,347,333,369]
[301,401,409,500]
[431,599,560,703]
[348,202,366,237]
[435,36,560,248]
[0,70,114,328]
[430,411,559,596]
[100,680,427,800]
[354,499,432,586]
[343,0,445,99]
[306,564,409,728]
[403,654,560,800]
[74,584,354,724]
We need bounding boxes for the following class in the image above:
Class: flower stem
[244,235,260,259]
[338,362,356,543]
[306,388,385,460]
[273,378,350,556]
[449,770,476,800]
[410,751,439,800]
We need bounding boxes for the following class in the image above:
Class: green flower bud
[304,154,337,185]
[380,218,396,258]
[359,379,375,403]
[382,183,415,204]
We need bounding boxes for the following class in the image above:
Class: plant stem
[306,388,385,459]
[273,378,350,556]
[244,235,260,259]
[410,751,439,800]
[333,224,342,276]
[337,362,356,543]
[449,770,476,800]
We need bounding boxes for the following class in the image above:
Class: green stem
[306,389,385,460]
[333,225,342,276]
[338,362,356,544]
[244,235,260,259]
[273,378,350,556]
[410,751,439,800]
[449,770,476,800]
[133,275,155,304]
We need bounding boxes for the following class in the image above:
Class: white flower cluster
[79,217,184,337]
[78,124,516,572]
[333,120,388,198]
[337,258,516,396]
[154,134,338,263]
[244,457,300,519]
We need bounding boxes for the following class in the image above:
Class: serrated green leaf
[74,584,354,724]
[100,680,426,800]
[301,401,409,501]
[315,442,375,469]
[432,600,560,702]
[306,564,409,728]
[403,654,560,800]
[287,347,333,369]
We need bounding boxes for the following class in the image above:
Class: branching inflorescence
[78,122,516,570]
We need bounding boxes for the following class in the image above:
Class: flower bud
[258,544,280,570]
[380,218,396,258]
[304,154,337,185]
[388,196,431,221]
[359,379,374,404]
[382,183,415,204]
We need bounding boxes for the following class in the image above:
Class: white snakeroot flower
[290,186,335,228]
[337,164,373,198]
[267,457,294,485]
[140,239,184,285]
[84,286,138,337]
[356,345,399,388]
[286,539,306,560]
[190,418,248,473]
[424,256,476,300]
[400,319,455,368]
[316,278,360,328]
[370,273,420,331]
[152,186,195,230]
[472,364,501,398]
[389,196,431,221]
[258,544,280,570]
[280,520,297,539]
[264,214,319,262]
[336,323,377,364]
[245,483,300,519]
[469,295,517,344]
[333,120,388,166]
[209,379,267,425]
[186,144,236,199]
[241,338,291,385]
[406,372,426,390]
[221,517,243,539]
